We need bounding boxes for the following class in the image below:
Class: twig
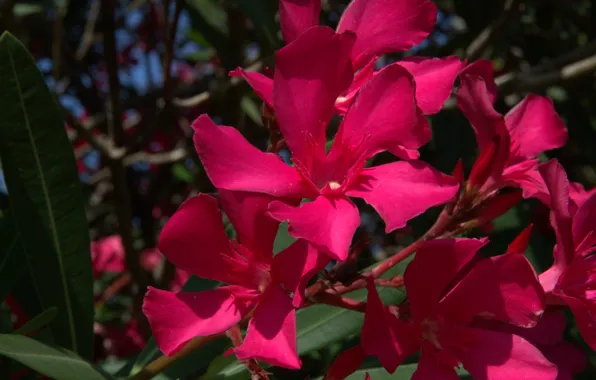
[75,0,101,61]
[163,0,182,103]
[100,0,150,335]
[465,0,521,61]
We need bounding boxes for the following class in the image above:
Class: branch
[465,0,521,61]
[75,0,101,61]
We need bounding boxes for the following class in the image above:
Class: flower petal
[404,238,487,321]
[339,62,430,160]
[398,56,463,115]
[459,328,558,380]
[229,68,273,107]
[158,194,248,284]
[279,0,321,43]
[347,161,458,233]
[505,95,567,160]
[235,285,301,369]
[539,160,574,265]
[442,253,545,328]
[324,344,366,380]
[273,240,329,307]
[560,294,596,351]
[218,190,279,260]
[572,191,596,251]
[334,58,376,115]
[457,62,504,151]
[192,114,308,198]
[274,26,355,168]
[361,278,419,373]
[268,196,360,261]
[337,0,437,69]
[412,349,460,380]
[143,287,248,355]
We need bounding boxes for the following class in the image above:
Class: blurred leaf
[240,96,263,126]
[12,4,44,17]
[0,211,26,301]
[0,33,94,358]
[0,334,113,380]
[229,0,279,49]
[13,307,58,335]
[184,0,238,69]
[172,163,194,183]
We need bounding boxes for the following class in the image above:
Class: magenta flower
[233,0,462,116]
[193,27,458,261]
[475,312,586,380]
[142,191,327,368]
[327,237,556,379]
[456,60,568,203]
[538,159,596,350]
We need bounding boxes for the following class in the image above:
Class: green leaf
[273,222,295,254]
[0,32,94,358]
[240,96,263,126]
[0,211,27,301]
[313,363,471,379]
[13,307,58,335]
[12,4,45,17]
[0,334,113,380]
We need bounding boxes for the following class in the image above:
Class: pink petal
[539,160,574,265]
[572,191,596,251]
[158,194,250,285]
[347,161,459,233]
[569,181,596,210]
[459,328,558,380]
[412,349,460,380]
[442,253,545,328]
[324,345,366,380]
[339,62,430,160]
[505,95,567,160]
[457,63,505,151]
[560,294,596,351]
[268,196,360,261]
[541,341,587,380]
[404,238,487,321]
[502,160,550,204]
[192,114,308,198]
[273,240,329,307]
[143,287,248,355]
[361,278,419,373]
[334,58,376,115]
[235,285,301,369]
[279,0,321,43]
[91,235,125,276]
[274,26,355,168]
[337,0,437,69]
[505,225,533,255]
[397,56,463,115]
[459,59,498,103]
[229,68,273,107]
[218,190,279,260]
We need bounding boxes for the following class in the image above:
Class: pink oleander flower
[192,27,458,261]
[326,237,556,379]
[538,159,596,350]
[475,312,586,380]
[91,235,189,291]
[142,191,327,369]
[234,0,462,116]
[456,60,568,204]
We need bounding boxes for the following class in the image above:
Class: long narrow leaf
[0,32,94,358]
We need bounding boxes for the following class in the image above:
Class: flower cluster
[142,0,595,378]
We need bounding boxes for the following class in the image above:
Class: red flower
[193,27,458,261]
[142,191,327,369]
[327,237,556,379]
[234,0,462,116]
[456,60,568,203]
[538,159,596,350]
